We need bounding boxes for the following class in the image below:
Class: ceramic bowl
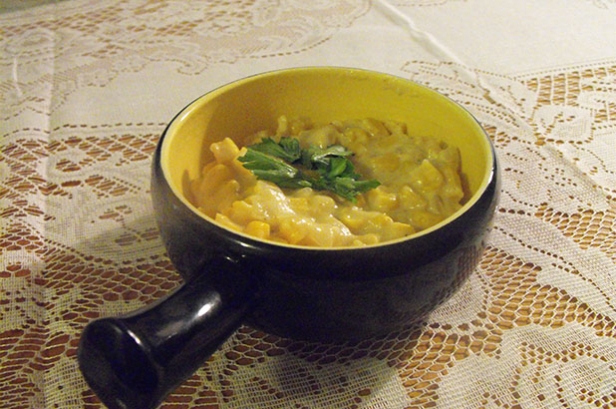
[78,67,499,409]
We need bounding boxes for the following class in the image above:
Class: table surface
[1,1,615,408]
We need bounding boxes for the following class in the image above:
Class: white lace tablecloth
[1,1,615,408]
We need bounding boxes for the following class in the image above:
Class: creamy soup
[190,116,465,247]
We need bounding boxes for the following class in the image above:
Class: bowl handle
[77,258,255,409]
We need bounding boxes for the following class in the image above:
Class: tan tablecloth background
[1,1,615,408]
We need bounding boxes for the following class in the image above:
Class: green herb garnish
[239,137,380,202]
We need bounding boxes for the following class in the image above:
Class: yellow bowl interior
[161,67,494,237]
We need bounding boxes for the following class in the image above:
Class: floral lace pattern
[1,1,615,408]
[0,0,370,119]
[401,60,616,408]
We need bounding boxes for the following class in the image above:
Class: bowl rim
[158,66,497,251]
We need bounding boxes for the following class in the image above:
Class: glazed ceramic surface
[153,67,499,340]
[79,67,499,409]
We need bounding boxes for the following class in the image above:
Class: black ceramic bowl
[78,67,499,409]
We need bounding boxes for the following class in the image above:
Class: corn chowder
[190,116,465,247]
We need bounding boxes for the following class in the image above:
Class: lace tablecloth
[1,1,615,408]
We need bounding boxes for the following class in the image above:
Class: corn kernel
[215,213,242,232]
[355,234,379,246]
[410,159,444,192]
[289,197,310,214]
[409,210,443,231]
[228,200,256,225]
[210,138,240,164]
[309,195,336,217]
[204,163,233,192]
[398,185,427,210]
[357,118,389,137]
[304,224,334,247]
[337,208,367,230]
[364,214,394,233]
[383,222,415,241]
[244,221,270,240]
[383,120,407,135]
[367,187,398,212]
[275,115,290,136]
[368,152,400,173]
[213,180,240,213]
[278,218,308,244]
[301,124,337,148]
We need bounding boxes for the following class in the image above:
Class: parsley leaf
[238,136,380,202]
[301,144,351,168]
[239,148,311,189]
[249,137,301,163]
